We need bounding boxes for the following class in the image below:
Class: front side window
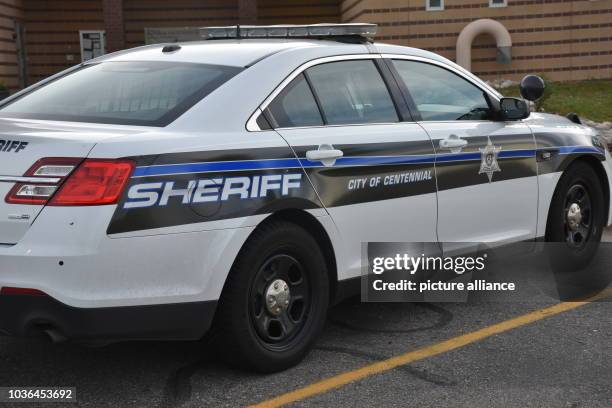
[393,60,492,121]
[0,61,242,126]
[267,74,323,128]
[305,60,399,125]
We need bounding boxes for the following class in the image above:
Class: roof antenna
[162,44,181,53]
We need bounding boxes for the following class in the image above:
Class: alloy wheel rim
[249,253,311,349]
[563,183,592,249]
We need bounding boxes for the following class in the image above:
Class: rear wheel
[215,220,329,372]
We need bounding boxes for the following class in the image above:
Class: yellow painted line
[250,289,612,408]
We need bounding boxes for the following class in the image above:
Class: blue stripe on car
[131,145,602,178]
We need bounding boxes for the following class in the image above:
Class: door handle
[306,144,343,167]
[439,134,468,153]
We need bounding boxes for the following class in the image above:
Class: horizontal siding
[24,0,102,85]
[124,0,238,47]
[123,0,338,46]
[0,0,21,90]
[341,0,612,81]
[257,0,339,24]
[5,0,611,88]
[21,0,333,76]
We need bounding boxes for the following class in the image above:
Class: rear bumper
[0,205,255,309]
[0,294,217,342]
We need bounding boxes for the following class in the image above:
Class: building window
[490,0,507,7]
[426,0,444,11]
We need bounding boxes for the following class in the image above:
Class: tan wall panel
[576,41,612,53]
[7,0,612,88]
[28,53,81,65]
[26,33,81,44]
[0,42,16,52]
[342,0,612,80]
[23,0,101,85]
[0,63,18,73]
[25,24,102,33]
[125,10,238,21]
[0,4,21,18]
[25,10,103,21]
[341,0,366,21]
[569,13,612,26]
[0,52,17,64]
[571,67,611,81]
[26,0,101,10]
[126,0,235,8]
[0,0,21,90]
[258,6,339,17]
[257,0,340,23]
[259,16,338,23]
[572,54,612,67]
[572,0,612,12]
[124,0,238,46]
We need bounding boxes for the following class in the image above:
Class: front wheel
[215,220,329,372]
[546,161,608,297]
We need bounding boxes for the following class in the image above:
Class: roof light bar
[200,24,377,40]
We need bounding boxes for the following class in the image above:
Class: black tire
[214,220,329,372]
[545,161,609,298]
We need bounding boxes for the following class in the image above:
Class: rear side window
[305,60,398,125]
[267,74,323,128]
[0,61,242,126]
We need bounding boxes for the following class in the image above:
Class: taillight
[5,158,134,206]
[49,159,134,206]
[5,158,83,205]
[0,287,47,296]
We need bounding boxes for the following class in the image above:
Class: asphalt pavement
[1,230,611,408]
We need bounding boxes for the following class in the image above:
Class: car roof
[94,39,364,67]
[93,38,451,67]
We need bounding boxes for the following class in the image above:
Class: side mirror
[499,97,530,120]
[519,75,545,101]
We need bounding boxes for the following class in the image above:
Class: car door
[389,58,538,252]
[262,56,437,280]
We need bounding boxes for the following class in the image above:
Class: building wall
[257,0,340,24]
[6,0,340,89]
[341,0,612,81]
[124,0,239,48]
[0,0,610,90]
[123,0,339,47]
[24,0,104,85]
[0,0,23,91]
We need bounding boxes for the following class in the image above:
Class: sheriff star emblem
[478,137,501,182]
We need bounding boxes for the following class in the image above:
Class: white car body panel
[275,122,437,280]
[0,38,609,341]
[423,121,538,248]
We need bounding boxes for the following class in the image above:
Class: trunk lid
[0,118,139,244]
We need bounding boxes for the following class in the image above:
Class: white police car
[0,24,611,372]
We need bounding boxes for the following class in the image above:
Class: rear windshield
[0,61,242,126]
